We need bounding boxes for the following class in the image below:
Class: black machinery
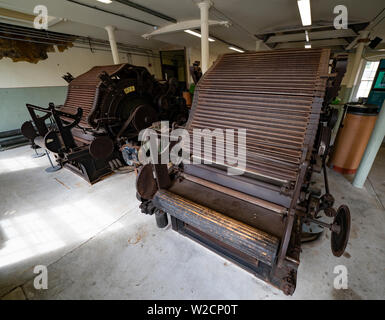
[135,49,351,295]
[21,64,189,183]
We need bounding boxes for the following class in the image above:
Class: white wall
[0,46,162,88]
[0,45,163,132]
[125,53,162,80]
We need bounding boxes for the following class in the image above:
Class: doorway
[160,49,187,91]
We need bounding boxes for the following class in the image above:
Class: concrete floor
[0,145,384,300]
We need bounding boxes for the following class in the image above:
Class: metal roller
[153,189,280,266]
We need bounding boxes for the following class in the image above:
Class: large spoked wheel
[331,205,351,257]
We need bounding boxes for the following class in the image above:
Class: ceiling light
[305,30,309,42]
[184,29,215,42]
[228,46,245,53]
[305,42,311,49]
[97,0,113,4]
[297,0,312,26]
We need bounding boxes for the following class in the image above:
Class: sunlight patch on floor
[0,199,124,268]
[0,156,43,173]
[0,213,65,268]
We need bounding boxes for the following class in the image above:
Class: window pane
[355,61,380,99]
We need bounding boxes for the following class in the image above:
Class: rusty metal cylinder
[330,104,378,174]
[153,190,279,266]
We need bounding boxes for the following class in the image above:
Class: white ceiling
[0,0,384,53]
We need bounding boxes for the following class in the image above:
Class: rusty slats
[153,189,280,266]
[62,64,126,127]
[187,48,330,183]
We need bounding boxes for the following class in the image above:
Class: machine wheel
[331,205,351,257]
[89,136,114,160]
[136,164,157,200]
[21,121,37,140]
[132,105,158,132]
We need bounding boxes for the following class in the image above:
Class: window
[355,61,380,100]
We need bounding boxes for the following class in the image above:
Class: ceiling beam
[345,8,385,50]
[0,8,34,22]
[266,29,357,43]
[142,19,230,39]
[114,0,177,23]
[275,38,348,49]
[0,8,63,29]
[65,0,157,28]
[257,22,368,39]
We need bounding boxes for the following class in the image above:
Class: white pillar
[353,100,385,188]
[346,31,369,101]
[256,40,262,51]
[197,0,212,74]
[105,25,120,64]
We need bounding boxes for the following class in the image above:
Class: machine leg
[45,150,62,173]
[155,210,169,228]
[32,147,45,158]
